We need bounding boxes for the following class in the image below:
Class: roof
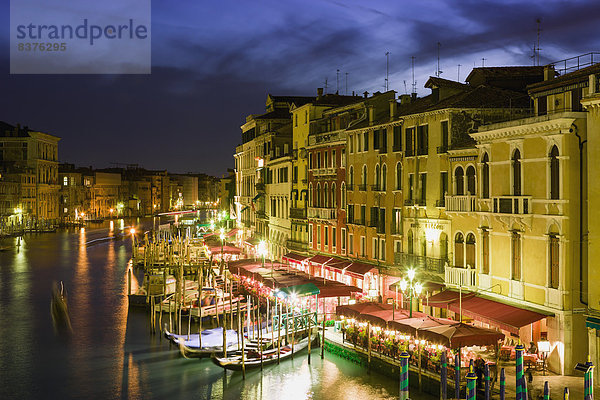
[426,290,477,307]
[277,283,320,298]
[424,76,469,90]
[345,261,377,276]
[0,121,31,138]
[313,94,364,107]
[528,62,600,94]
[253,108,291,120]
[466,66,545,80]
[269,95,315,107]
[282,252,309,263]
[308,255,334,265]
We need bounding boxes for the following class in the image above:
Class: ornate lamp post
[399,268,423,318]
[257,240,268,272]
[219,228,226,275]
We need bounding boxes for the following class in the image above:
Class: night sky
[1,0,599,176]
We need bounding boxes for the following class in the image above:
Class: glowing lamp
[415,282,423,295]
[407,268,416,281]
[399,279,408,292]
[130,228,136,235]
[538,340,550,354]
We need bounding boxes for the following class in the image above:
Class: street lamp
[398,268,423,318]
[219,228,226,274]
[257,240,268,272]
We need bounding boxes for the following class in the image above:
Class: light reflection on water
[0,219,433,400]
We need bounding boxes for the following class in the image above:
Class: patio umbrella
[336,302,392,319]
[358,308,412,327]
[418,322,504,348]
[389,315,459,336]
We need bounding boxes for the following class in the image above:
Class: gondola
[51,281,72,335]
[211,333,316,371]
[165,326,240,358]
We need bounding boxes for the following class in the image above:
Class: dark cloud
[0,0,598,176]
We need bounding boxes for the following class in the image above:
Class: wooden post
[237,297,241,351]
[418,339,422,391]
[150,295,154,334]
[278,301,282,364]
[169,297,172,332]
[222,311,227,358]
[241,309,246,380]
[229,274,233,330]
[307,310,312,364]
[367,322,371,373]
[271,298,275,349]
[321,317,325,359]
[259,314,263,370]
[292,313,296,358]
[199,268,203,349]
[128,268,132,296]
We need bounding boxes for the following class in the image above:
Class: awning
[447,296,550,335]
[325,257,352,272]
[419,322,504,349]
[276,283,320,298]
[586,316,600,330]
[244,236,260,246]
[208,245,242,254]
[226,228,239,237]
[308,255,334,265]
[344,261,377,277]
[282,252,309,263]
[389,280,445,293]
[427,290,477,307]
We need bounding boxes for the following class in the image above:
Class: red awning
[427,290,477,307]
[325,257,352,272]
[447,296,550,335]
[344,261,376,277]
[389,280,445,292]
[244,236,260,246]
[208,245,242,254]
[308,255,334,265]
[226,228,239,237]
[283,252,309,263]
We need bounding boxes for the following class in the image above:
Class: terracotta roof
[528,62,600,94]
[424,76,469,90]
[465,66,545,82]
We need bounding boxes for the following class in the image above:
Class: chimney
[368,106,375,126]
[389,99,398,120]
[317,87,324,99]
[590,74,598,95]
[363,91,369,99]
[400,94,411,105]
[544,65,556,81]
[411,92,417,101]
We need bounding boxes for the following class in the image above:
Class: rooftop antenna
[403,80,408,95]
[345,72,349,95]
[385,51,390,91]
[457,64,461,82]
[336,69,340,94]
[481,58,486,67]
[535,18,542,66]
[411,56,416,94]
[324,78,328,94]
[436,42,443,77]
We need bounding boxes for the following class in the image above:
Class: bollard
[584,357,594,400]
[440,351,447,400]
[484,363,490,400]
[564,387,569,400]
[455,352,461,400]
[400,351,410,400]
[499,368,505,400]
[543,381,549,400]
[515,343,525,400]
[466,365,477,400]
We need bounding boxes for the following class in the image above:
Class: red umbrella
[418,322,504,348]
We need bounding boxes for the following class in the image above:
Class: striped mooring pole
[543,381,550,400]
[515,343,525,400]
[466,365,477,400]
[440,351,447,400]
[400,351,410,400]
[564,387,569,400]
[484,363,490,400]
[499,368,505,400]
[585,357,594,400]
[455,352,461,399]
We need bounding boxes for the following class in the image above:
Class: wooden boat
[51,281,72,335]
[212,333,316,371]
[165,326,240,358]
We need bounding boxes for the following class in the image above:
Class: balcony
[445,194,476,212]
[444,265,477,289]
[286,239,308,252]
[307,207,337,220]
[371,184,385,192]
[312,167,337,177]
[358,184,368,191]
[255,182,265,192]
[348,218,365,226]
[492,196,532,215]
[256,210,267,219]
[405,149,415,157]
[404,199,414,206]
[290,207,307,219]
[347,184,355,191]
[417,147,428,156]
[394,252,446,274]
[435,199,445,208]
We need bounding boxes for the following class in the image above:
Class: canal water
[0,219,434,400]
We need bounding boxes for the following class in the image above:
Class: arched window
[465,233,476,268]
[549,225,560,289]
[341,182,346,208]
[362,165,367,185]
[440,232,448,261]
[512,149,521,196]
[511,231,521,280]
[309,183,313,207]
[482,229,490,274]
[455,167,464,195]
[466,166,476,195]
[331,183,336,208]
[349,166,354,187]
[407,230,414,254]
[316,183,321,207]
[421,232,427,257]
[324,183,329,208]
[375,164,381,189]
[482,153,490,199]
[382,164,387,191]
[550,145,559,200]
[455,232,464,267]
[396,163,402,190]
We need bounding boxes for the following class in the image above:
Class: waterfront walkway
[322,327,596,399]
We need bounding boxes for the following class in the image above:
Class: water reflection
[0,220,434,400]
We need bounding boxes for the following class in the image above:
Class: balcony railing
[255,182,265,191]
[394,252,446,274]
[492,196,532,214]
[417,147,428,156]
[347,184,355,191]
[405,149,415,157]
[286,239,308,252]
[307,207,337,220]
[290,207,306,219]
[358,183,368,191]
[371,184,385,192]
[348,218,365,226]
[444,265,477,288]
[312,167,337,177]
[404,199,414,206]
[435,199,445,208]
[256,210,267,219]
[445,194,476,212]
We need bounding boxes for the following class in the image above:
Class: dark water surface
[0,219,433,400]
